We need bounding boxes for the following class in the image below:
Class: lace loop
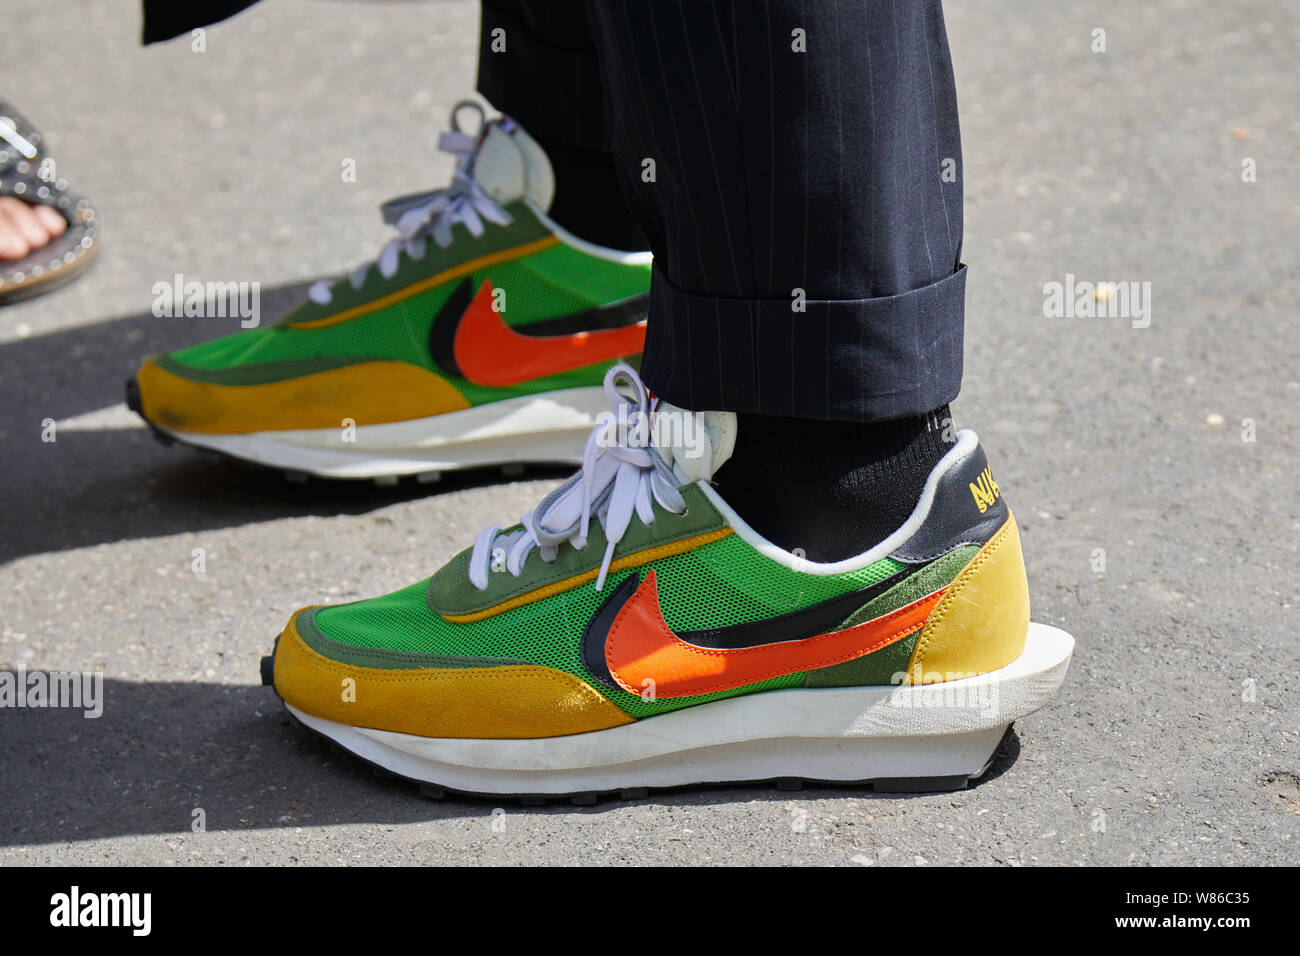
[308,100,513,306]
[467,365,686,593]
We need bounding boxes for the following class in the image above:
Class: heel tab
[904,513,1030,683]
[891,434,1009,563]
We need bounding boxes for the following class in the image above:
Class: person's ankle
[711,407,955,562]
[533,135,645,251]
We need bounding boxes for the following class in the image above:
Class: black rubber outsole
[261,650,1009,805]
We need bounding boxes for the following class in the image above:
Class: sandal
[0,99,99,304]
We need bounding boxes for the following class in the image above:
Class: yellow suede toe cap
[136,357,469,434]
[271,609,634,739]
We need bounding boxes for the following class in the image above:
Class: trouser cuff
[642,265,966,422]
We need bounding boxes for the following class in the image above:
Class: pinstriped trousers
[480,0,965,423]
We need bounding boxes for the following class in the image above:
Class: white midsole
[156,387,608,477]
[287,623,1074,794]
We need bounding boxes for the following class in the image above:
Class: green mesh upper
[163,202,651,405]
[312,524,910,719]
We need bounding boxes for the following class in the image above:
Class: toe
[0,199,34,260]
[0,197,50,257]
[32,203,67,240]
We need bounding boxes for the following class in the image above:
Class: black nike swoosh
[579,564,923,689]
[427,278,473,379]
[427,279,649,379]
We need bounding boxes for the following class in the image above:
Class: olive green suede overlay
[153,353,373,385]
[802,545,979,688]
[297,606,528,670]
[275,200,553,327]
[426,483,727,617]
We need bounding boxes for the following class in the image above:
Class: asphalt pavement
[1,0,1296,865]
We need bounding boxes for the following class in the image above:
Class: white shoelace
[467,365,687,593]
[308,101,514,306]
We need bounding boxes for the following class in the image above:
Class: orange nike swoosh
[604,569,945,698]
[452,279,647,387]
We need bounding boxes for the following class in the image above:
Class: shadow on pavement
[0,282,568,565]
[0,679,1022,845]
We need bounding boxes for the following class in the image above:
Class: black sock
[533,135,646,251]
[711,407,955,562]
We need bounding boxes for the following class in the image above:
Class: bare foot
[0,196,66,261]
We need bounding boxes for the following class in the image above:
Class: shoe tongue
[653,402,738,484]
[471,118,555,211]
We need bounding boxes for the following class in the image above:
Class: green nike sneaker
[127,101,651,479]
[262,364,1074,800]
